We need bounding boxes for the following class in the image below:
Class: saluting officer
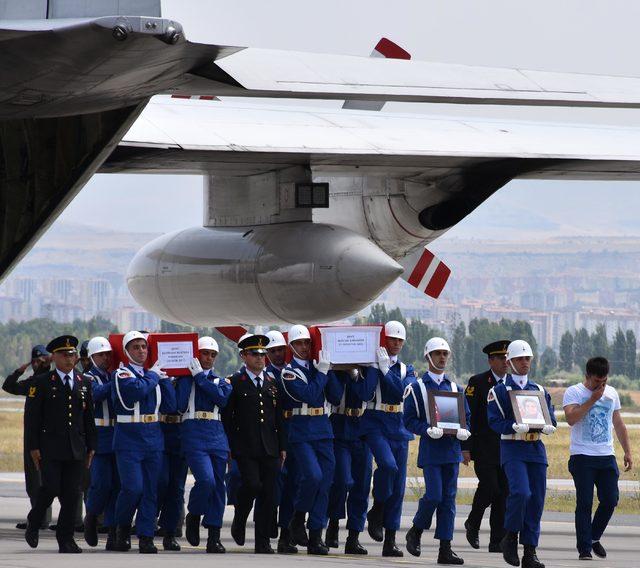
[487,340,557,568]
[223,334,287,553]
[83,336,119,551]
[403,338,470,565]
[352,320,416,557]
[463,340,510,552]
[324,367,372,555]
[111,331,176,554]
[178,336,232,553]
[279,324,335,555]
[24,335,96,554]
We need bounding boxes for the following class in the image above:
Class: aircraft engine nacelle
[127,222,403,326]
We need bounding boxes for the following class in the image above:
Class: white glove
[427,427,444,439]
[376,347,391,376]
[188,358,203,377]
[456,428,471,441]
[512,423,530,434]
[542,424,556,435]
[150,360,168,379]
[313,350,331,375]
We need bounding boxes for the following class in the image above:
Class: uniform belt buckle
[386,404,399,412]
[143,415,155,423]
[524,432,537,441]
[284,410,292,419]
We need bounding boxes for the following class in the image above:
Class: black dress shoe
[488,541,503,553]
[255,540,276,554]
[437,541,464,565]
[231,511,246,545]
[115,525,132,552]
[307,529,329,555]
[105,527,117,551]
[206,527,226,553]
[382,530,403,557]
[288,511,308,547]
[163,535,181,551]
[277,527,298,554]
[59,539,82,553]
[25,523,39,549]
[344,534,367,555]
[522,545,544,568]
[592,542,607,558]
[139,536,158,554]
[405,525,422,557]
[325,519,339,548]
[16,522,27,530]
[48,524,57,531]
[84,513,99,547]
[366,501,384,543]
[464,519,479,549]
[501,531,520,567]
[185,512,201,547]
[579,552,593,560]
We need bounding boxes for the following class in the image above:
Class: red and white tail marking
[403,248,451,299]
[343,38,410,111]
[171,95,220,101]
[215,326,247,343]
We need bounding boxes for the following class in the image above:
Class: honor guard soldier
[325,368,372,555]
[111,331,176,554]
[24,335,96,553]
[403,338,470,565]
[487,340,557,568]
[177,336,232,553]
[279,324,335,555]
[352,320,416,557]
[463,340,510,552]
[3,344,52,530]
[83,337,119,550]
[266,329,300,554]
[224,334,287,553]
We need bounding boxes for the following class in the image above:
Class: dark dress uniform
[223,357,286,552]
[463,341,510,550]
[24,336,96,551]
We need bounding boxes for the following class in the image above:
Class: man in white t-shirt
[563,357,633,561]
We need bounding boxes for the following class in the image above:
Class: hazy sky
[53,1,640,236]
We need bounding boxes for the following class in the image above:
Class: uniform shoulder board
[282,368,303,381]
[403,384,414,399]
[28,386,37,398]
[465,385,475,397]
[116,367,135,379]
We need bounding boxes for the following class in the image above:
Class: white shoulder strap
[490,386,506,418]
[450,381,458,393]
[399,362,407,380]
[418,380,429,422]
[114,369,135,412]
[154,384,161,416]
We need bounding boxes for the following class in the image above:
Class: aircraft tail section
[400,247,451,299]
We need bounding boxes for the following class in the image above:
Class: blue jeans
[568,454,619,554]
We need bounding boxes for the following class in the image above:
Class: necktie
[256,375,262,390]
[63,374,71,391]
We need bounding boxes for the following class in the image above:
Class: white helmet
[506,340,534,360]
[198,336,219,353]
[266,330,287,349]
[384,320,406,341]
[288,324,311,344]
[87,336,112,358]
[424,337,451,358]
[122,330,147,352]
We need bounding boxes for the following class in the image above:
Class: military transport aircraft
[3,1,640,328]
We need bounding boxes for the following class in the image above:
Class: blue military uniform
[279,359,335,535]
[112,363,176,543]
[487,376,556,547]
[325,370,372,540]
[352,360,416,533]
[176,368,231,534]
[403,372,471,541]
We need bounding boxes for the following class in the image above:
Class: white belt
[116,414,159,424]
[94,418,114,427]
[501,432,541,441]
[183,410,221,421]
[365,402,403,413]
[284,407,325,418]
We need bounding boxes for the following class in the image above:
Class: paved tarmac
[1,477,638,568]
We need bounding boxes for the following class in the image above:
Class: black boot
[206,527,226,553]
[277,527,298,554]
[464,519,479,549]
[105,527,117,551]
[488,540,503,553]
[185,512,200,547]
[24,521,39,549]
[307,528,329,555]
[84,513,98,547]
[522,545,545,568]
[405,525,422,557]
[139,536,158,554]
[255,538,275,554]
[115,525,131,552]
[58,538,82,553]
[163,533,181,551]
[344,530,367,555]
[501,531,520,567]
[288,511,308,547]
[382,529,403,557]
[325,519,339,548]
[231,508,247,546]
[366,500,384,543]
[437,540,464,565]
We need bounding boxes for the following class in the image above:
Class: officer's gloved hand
[512,423,530,434]
[427,426,444,439]
[313,350,331,375]
[150,360,168,379]
[376,347,391,376]
[542,424,557,435]
[456,428,471,441]
[188,358,203,377]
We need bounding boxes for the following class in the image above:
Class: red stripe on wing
[374,38,411,60]
[424,261,451,299]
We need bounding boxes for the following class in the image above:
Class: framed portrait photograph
[509,390,553,431]
[427,391,466,436]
